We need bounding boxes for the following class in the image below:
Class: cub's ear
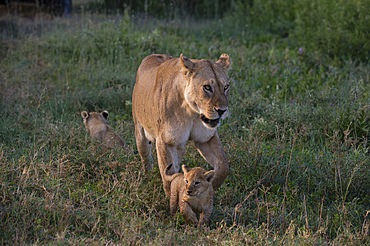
[101,110,109,120]
[81,111,89,119]
[204,170,215,183]
[180,54,195,72]
[216,53,231,71]
[182,165,192,174]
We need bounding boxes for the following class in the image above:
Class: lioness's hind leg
[134,123,153,170]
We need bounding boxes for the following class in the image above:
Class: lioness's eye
[195,181,200,186]
[224,85,229,91]
[203,85,212,92]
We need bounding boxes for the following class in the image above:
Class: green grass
[0,8,369,245]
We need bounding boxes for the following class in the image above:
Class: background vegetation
[0,0,369,244]
[95,0,370,61]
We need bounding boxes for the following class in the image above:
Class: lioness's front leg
[156,138,180,197]
[194,133,229,190]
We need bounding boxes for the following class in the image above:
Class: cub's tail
[164,164,183,182]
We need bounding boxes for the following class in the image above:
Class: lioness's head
[182,165,215,198]
[81,110,109,132]
[181,53,231,128]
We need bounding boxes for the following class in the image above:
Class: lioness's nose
[215,107,227,117]
[187,190,192,195]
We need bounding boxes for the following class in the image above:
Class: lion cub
[165,164,215,226]
[81,110,127,149]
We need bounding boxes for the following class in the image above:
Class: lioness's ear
[180,54,195,72]
[216,53,231,71]
[101,110,109,120]
[182,165,192,174]
[204,170,215,183]
[81,111,89,119]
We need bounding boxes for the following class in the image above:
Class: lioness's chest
[189,119,217,143]
[163,119,216,145]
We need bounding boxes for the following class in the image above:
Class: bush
[293,0,370,62]
[228,0,370,62]
[98,0,231,19]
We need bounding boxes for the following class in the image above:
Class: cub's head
[81,110,109,132]
[182,165,215,198]
[181,53,231,128]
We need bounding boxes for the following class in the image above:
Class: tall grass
[228,0,370,62]
[0,5,369,245]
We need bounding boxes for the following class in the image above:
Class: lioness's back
[136,54,174,77]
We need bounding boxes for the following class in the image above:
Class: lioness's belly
[144,129,156,143]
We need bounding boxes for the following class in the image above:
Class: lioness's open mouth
[201,114,220,128]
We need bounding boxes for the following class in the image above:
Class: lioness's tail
[164,164,183,182]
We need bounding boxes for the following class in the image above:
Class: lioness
[81,110,127,149]
[165,164,215,226]
[132,53,231,197]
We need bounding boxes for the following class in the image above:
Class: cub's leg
[169,189,179,215]
[180,200,198,225]
[198,203,213,226]
[134,121,153,170]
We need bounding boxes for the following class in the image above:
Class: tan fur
[132,53,231,197]
[81,110,127,149]
[165,164,215,226]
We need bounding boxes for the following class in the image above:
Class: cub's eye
[195,181,200,186]
[185,180,188,184]
[203,85,212,92]
[224,85,230,91]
